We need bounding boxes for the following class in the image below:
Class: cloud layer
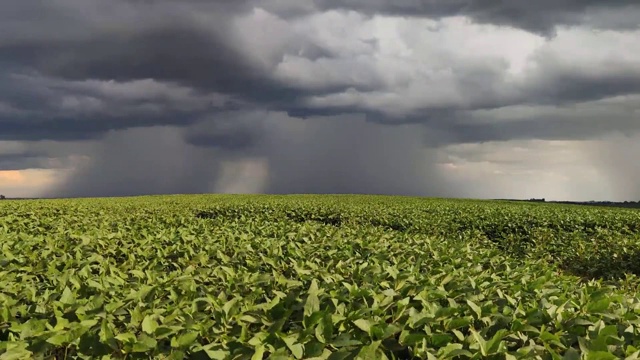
[1,0,639,200]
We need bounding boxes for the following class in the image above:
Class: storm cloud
[1,0,639,200]
[313,0,640,35]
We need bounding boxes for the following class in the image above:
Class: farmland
[1,195,640,359]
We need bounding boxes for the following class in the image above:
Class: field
[2,195,640,359]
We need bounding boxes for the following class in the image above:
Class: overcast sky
[1,0,639,201]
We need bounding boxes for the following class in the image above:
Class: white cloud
[0,169,69,198]
[437,139,615,201]
[236,11,544,115]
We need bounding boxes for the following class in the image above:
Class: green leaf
[171,331,199,348]
[439,343,473,359]
[466,300,482,319]
[316,314,334,343]
[132,334,158,353]
[587,351,618,360]
[281,334,304,359]
[470,329,487,356]
[142,315,159,335]
[564,348,581,360]
[115,332,137,344]
[59,287,75,305]
[486,329,508,353]
[222,298,239,317]
[353,319,373,334]
[198,344,230,360]
[626,351,640,360]
[355,341,381,360]
[332,334,362,348]
[399,331,428,346]
[446,317,471,330]
[327,350,356,360]
[431,334,453,348]
[0,344,33,360]
[46,333,69,346]
[251,345,266,360]
[304,293,320,318]
[586,299,611,313]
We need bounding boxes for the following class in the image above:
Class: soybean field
[2,195,640,359]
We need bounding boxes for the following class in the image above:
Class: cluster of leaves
[1,195,640,359]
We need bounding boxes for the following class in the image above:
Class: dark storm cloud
[261,113,456,196]
[313,0,640,35]
[0,28,293,104]
[424,118,630,146]
[45,112,462,198]
[523,62,640,106]
[1,0,639,201]
[2,0,639,143]
[0,69,234,141]
[0,147,86,171]
[185,133,259,151]
[0,0,337,99]
[46,126,225,198]
[0,113,200,142]
[0,0,344,142]
[183,111,267,151]
[0,152,48,171]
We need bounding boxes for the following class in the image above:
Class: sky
[1,0,639,201]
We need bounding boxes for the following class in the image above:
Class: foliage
[1,194,640,359]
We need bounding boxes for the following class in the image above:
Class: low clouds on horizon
[1,0,639,201]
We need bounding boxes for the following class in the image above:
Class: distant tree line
[496,198,640,209]
[553,200,640,209]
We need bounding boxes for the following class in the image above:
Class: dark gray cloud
[45,113,463,198]
[5,28,288,102]
[184,111,267,151]
[0,71,233,141]
[313,0,640,35]
[261,113,457,196]
[423,94,640,145]
[425,119,632,146]
[2,0,639,139]
[0,0,340,142]
[0,0,335,99]
[46,126,223,198]
[0,152,48,171]
[1,0,639,200]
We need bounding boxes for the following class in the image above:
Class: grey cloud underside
[0,152,48,171]
[2,0,640,145]
[0,72,214,141]
[1,31,289,103]
[122,0,640,34]
[183,111,268,151]
[0,11,349,141]
[426,119,636,146]
[0,113,201,142]
[0,148,84,171]
[313,0,640,35]
[47,126,223,198]
[525,71,640,106]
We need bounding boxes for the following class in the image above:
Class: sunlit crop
[1,195,640,359]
